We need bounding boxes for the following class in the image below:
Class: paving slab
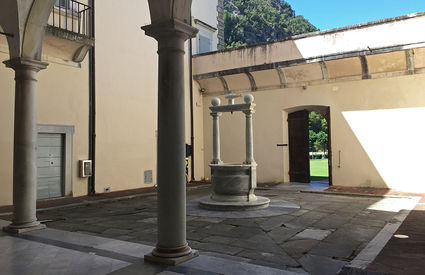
[0,234,131,275]
[174,253,301,275]
[220,226,265,239]
[292,229,332,241]
[366,197,419,213]
[187,230,210,241]
[312,214,352,229]
[237,249,299,267]
[258,215,296,231]
[324,225,380,244]
[281,239,319,259]
[222,218,260,227]
[232,235,285,255]
[202,235,238,245]
[299,254,347,275]
[102,228,133,236]
[188,241,244,256]
[267,227,302,243]
[346,217,386,228]
[309,241,358,260]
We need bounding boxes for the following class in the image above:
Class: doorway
[37,133,65,199]
[287,107,332,186]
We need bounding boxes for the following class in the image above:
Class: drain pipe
[88,0,96,195]
[189,15,195,182]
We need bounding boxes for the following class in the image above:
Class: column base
[144,249,199,266]
[3,222,46,234]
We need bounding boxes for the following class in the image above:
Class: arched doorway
[286,106,332,186]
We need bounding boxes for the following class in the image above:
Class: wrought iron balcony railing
[49,0,92,37]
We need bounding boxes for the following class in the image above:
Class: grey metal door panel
[38,177,62,199]
[38,166,62,177]
[37,133,64,200]
[37,146,62,158]
[37,157,62,168]
[38,135,63,147]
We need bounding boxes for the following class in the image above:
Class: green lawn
[310,159,329,181]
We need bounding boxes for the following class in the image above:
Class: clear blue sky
[286,0,425,31]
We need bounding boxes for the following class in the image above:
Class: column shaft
[212,113,221,164]
[13,68,39,227]
[245,113,254,163]
[142,19,198,263]
[155,34,190,256]
[3,58,47,232]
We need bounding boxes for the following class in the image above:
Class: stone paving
[36,185,418,274]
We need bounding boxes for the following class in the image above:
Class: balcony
[44,0,94,63]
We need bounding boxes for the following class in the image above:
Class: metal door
[37,133,64,199]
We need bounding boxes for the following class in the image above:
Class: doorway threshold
[274,181,329,192]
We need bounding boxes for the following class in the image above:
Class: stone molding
[4,57,48,72]
[142,19,198,41]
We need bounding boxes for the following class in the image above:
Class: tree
[309,111,328,153]
[309,130,317,152]
[224,0,318,48]
[315,131,328,153]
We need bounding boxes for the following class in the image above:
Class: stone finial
[244,94,254,104]
[211,97,221,106]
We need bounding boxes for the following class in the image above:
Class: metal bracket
[0,31,14,37]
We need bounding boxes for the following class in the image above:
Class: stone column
[211,97,222,164]
[142,20,198,265]
[243,94,255,164]
[3,58,48,234]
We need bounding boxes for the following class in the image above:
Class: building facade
[1,2,424,209]
[194,13,425,193]
[0,0,221,206]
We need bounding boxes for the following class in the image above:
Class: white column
[243,94,255,164]
[211,97,222,164]
[143,20,198,264]
[3,58,47,233]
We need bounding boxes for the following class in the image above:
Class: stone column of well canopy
[3,58,48,233]
[243,94,255,164]
[211,98,222,164]
[142,8,198,264]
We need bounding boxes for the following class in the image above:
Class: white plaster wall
[0,46,90,205]
[37,60,90,197]
[94,0,157,193]
[202,73,425,193]
[191,0,219,53]
[94,0,214,193]
[0,50,15,205]
[192,0,219,27]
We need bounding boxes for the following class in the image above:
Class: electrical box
[79,160,92,178]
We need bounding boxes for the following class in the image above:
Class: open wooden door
[324,107,332,186]
[288,110,310,183]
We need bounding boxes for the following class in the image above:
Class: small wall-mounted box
[79,160,92,178]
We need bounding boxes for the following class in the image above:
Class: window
[198,34,212,54]
[55,0,77,12]
[193,19,217,54]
